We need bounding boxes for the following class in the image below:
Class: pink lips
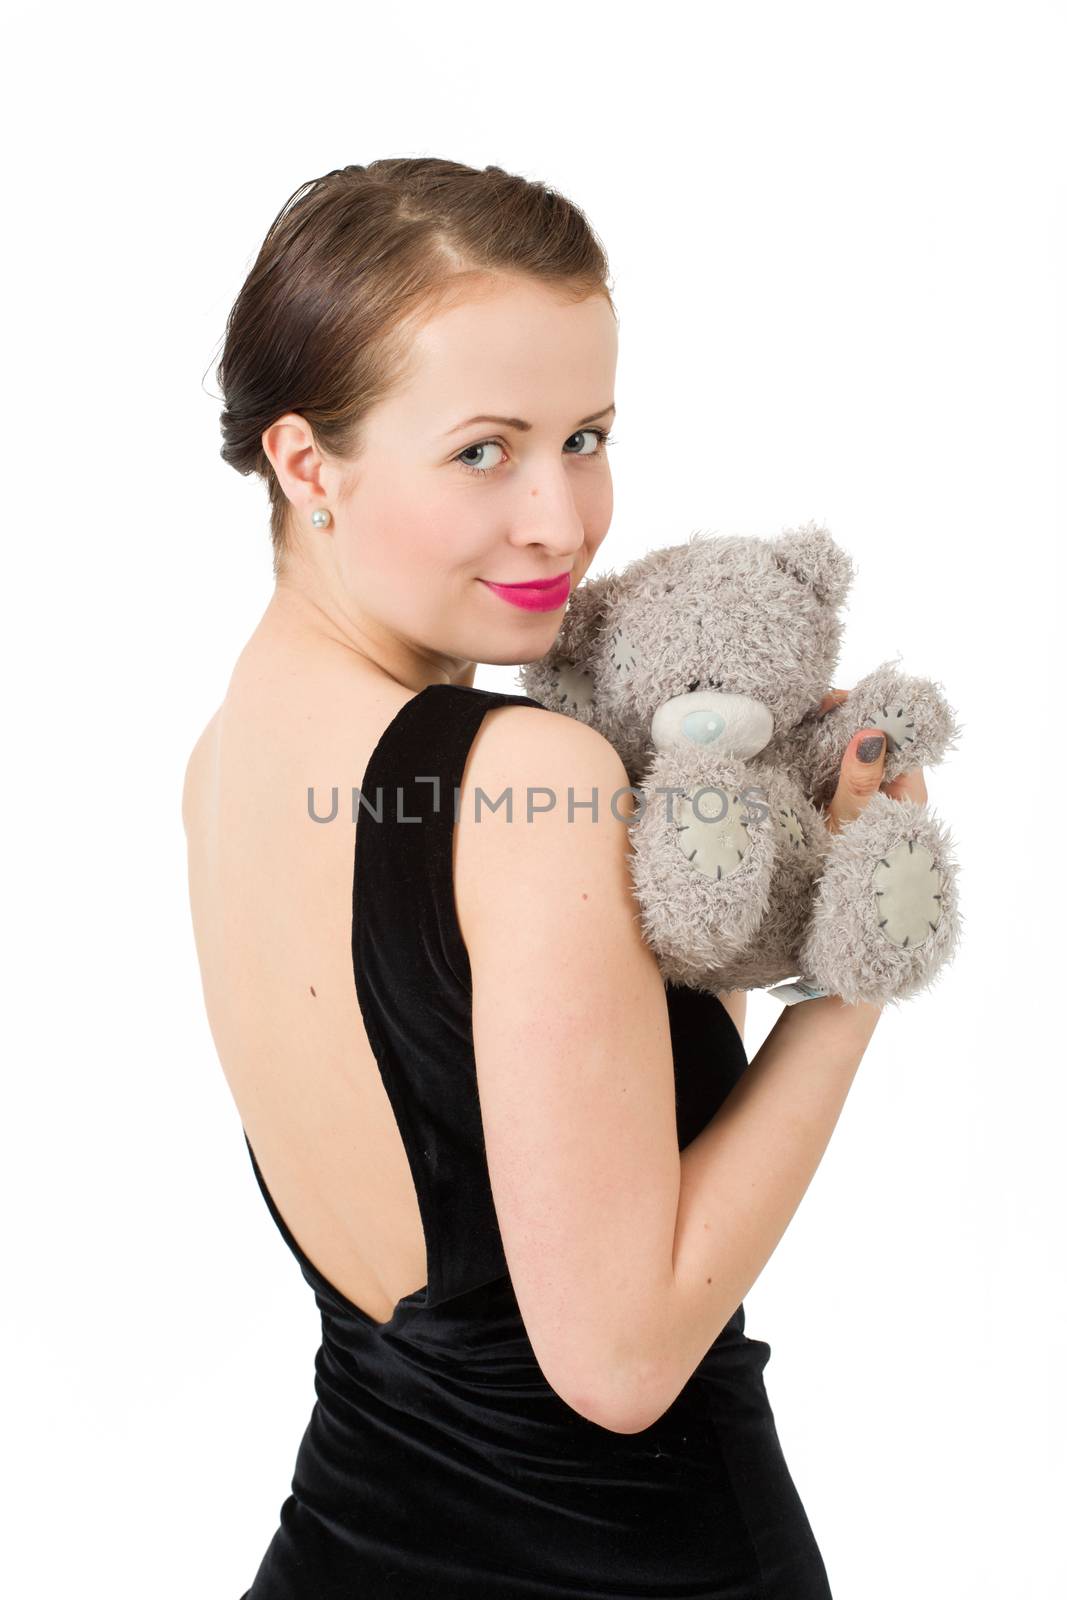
[480,571,572,612]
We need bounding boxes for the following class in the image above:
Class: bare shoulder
[462,701,636,826]
[454,701,638,944]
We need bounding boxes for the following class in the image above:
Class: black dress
[238,682,833,1598]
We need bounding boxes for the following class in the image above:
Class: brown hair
[214,158,617,577]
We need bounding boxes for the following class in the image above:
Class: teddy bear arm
[793,665,959,807]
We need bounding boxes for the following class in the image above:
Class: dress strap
[351,682,544,1307]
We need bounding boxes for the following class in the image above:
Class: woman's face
[279,275,618,673]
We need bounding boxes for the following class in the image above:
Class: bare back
[183,635,472,1325]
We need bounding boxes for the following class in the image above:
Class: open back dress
[238,682,833,1599]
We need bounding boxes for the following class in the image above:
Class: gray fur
[518,522,963,1007]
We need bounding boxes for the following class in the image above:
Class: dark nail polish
[857,734,886,763]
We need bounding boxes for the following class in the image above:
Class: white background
[3,2,1063,1595]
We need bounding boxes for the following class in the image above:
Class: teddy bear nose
[683,708,728,744]
[651,689,774,760]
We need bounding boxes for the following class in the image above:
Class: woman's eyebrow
[443,403,616,437]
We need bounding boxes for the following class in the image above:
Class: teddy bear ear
[770,521,855,608]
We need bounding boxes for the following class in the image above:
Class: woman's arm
[630,725,907,1427]
[463,704,901,1434]
[648,992,881,1419]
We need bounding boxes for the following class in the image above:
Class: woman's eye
[455,440,506,473]
[563,428,606,456]
[454,427,613,480]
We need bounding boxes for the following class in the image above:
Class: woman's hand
[817,687,928,835]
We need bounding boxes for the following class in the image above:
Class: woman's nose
[512,473,589,552]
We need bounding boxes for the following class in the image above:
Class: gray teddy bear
[518,522,963,1007]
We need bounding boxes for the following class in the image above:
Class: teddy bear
[517,522,962,1007]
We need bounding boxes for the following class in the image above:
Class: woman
[184,158,919,1597]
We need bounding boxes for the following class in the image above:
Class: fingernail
[857,734,886,763]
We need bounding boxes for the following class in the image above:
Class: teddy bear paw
[675,789,753,880]
[800,792,961,1004]
[873,837,943,948]
[866,701,919,757]
[545,657,596,713]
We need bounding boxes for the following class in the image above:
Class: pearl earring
[310,508,332,528]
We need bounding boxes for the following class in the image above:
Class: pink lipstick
[479,571,572,612]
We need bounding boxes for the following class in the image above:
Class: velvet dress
[238,682,832,1598]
